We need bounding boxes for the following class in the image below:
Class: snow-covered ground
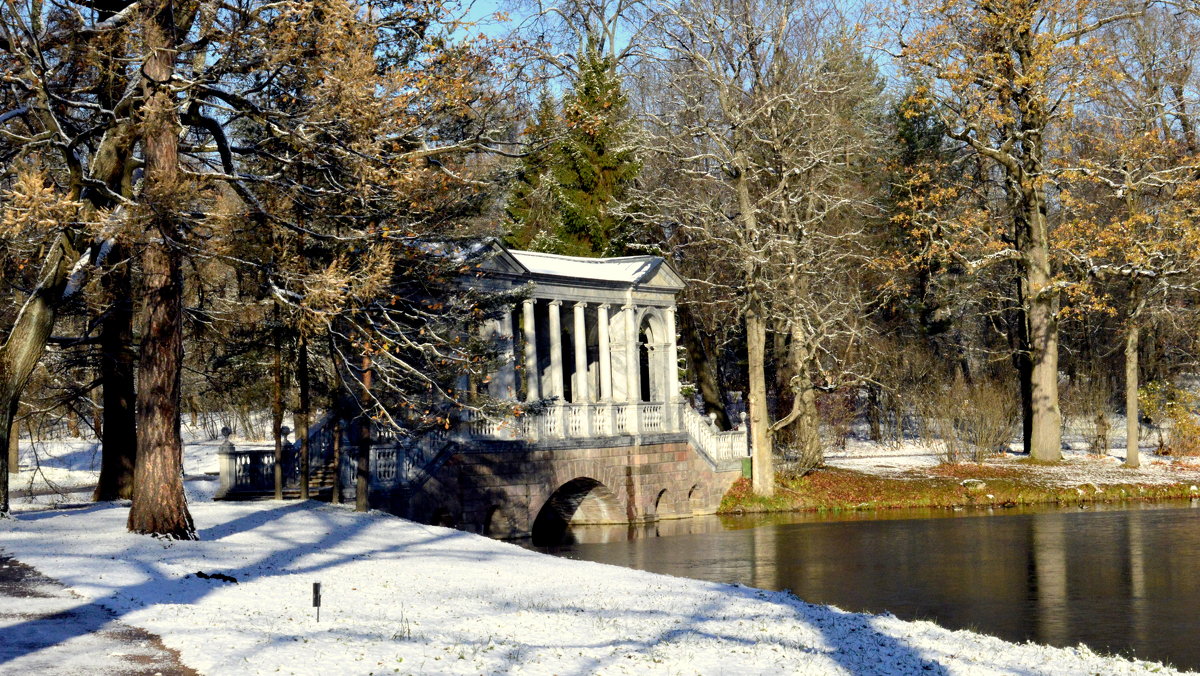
[4,427,1199,674]
[2,498,1187,675]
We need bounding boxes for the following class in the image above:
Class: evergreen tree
[505,37,640,257]
[556,37,640,256]
[505,90,566,251]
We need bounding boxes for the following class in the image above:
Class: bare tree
[635,0,885,494]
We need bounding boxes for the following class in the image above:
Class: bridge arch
[531,477,623,545]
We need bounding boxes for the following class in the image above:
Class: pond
[532,501,1200,671]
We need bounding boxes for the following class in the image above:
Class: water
[532,502,1200,671]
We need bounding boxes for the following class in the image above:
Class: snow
[1,498,1186,675]
[4,429,1196,674]
[510,249,664,284]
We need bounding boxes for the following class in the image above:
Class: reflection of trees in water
[534,505,1200,672]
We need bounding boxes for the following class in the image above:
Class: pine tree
[505,90,566,251]
[556,37,640,256]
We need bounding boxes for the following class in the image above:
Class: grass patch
[718,466,1200,515]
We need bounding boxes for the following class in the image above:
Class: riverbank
[720,443,1200,514]
[1,497,1187,675]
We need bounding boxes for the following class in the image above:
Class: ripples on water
[532,501,1200,671]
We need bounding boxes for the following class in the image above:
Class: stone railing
[679,402,748,469]
[220,401,747,499]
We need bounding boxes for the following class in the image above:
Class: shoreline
[1,498,1190,675]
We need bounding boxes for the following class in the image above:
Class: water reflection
[533,501,1200,671]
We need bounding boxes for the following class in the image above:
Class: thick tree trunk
[1125,306,1142,469]
[95,244,138,501]
[127,2,196,539]
[0,232,77,515]
[297,335,310,500]
[127,236,194,538]
[678,306,731,430]
[1013,286,1034,456]
[746,310,774,496]
[1025,207,1062,461]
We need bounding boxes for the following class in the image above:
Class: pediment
[639,261,686,291]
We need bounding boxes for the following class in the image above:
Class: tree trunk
[0,232,78,516]
[96,243,138,501]
[356,355,371,512]
[1125,299,1143,469]
[746,309,774,496]
[678,305,731,430]
[1025,207,1062,461]
[272,305,284,500]
[297,335,310,500]
[127,2,195,539]
[7,417,17,475]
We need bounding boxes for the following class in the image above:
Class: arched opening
[531,477,623,546]
[637,310,666,403]
[653,488,669,519]
[688,484,703,514]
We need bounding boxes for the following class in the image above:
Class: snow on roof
[510,249,663,285]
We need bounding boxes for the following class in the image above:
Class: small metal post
[313,582,322,622]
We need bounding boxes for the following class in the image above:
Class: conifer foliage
[505,38,640,257]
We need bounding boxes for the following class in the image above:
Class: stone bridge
[399,429,743,542]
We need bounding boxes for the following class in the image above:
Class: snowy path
[0,499,1187,675]
[0,551,195,675]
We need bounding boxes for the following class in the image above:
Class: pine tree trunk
[127,2,195,539]
[96,243,137,501]
[746,310,774,496]
[128,237,194,538]
[297,335,310,500]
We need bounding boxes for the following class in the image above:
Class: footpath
[0,551,196,676]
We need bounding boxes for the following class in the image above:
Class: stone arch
[653,488,669,519]
[687,484,703,514]
[531,477,624,545]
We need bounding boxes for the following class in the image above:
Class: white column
[548,300,564,400]
[624,304,640,435]
[496,309,516,400]
[597,304,612,401]
[573,302,589,403]
[522,299,539,401]
[625,304,639,403]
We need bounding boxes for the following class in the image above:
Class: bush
[1139,381,1200,456]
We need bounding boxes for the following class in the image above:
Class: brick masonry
[392,435,742,539]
